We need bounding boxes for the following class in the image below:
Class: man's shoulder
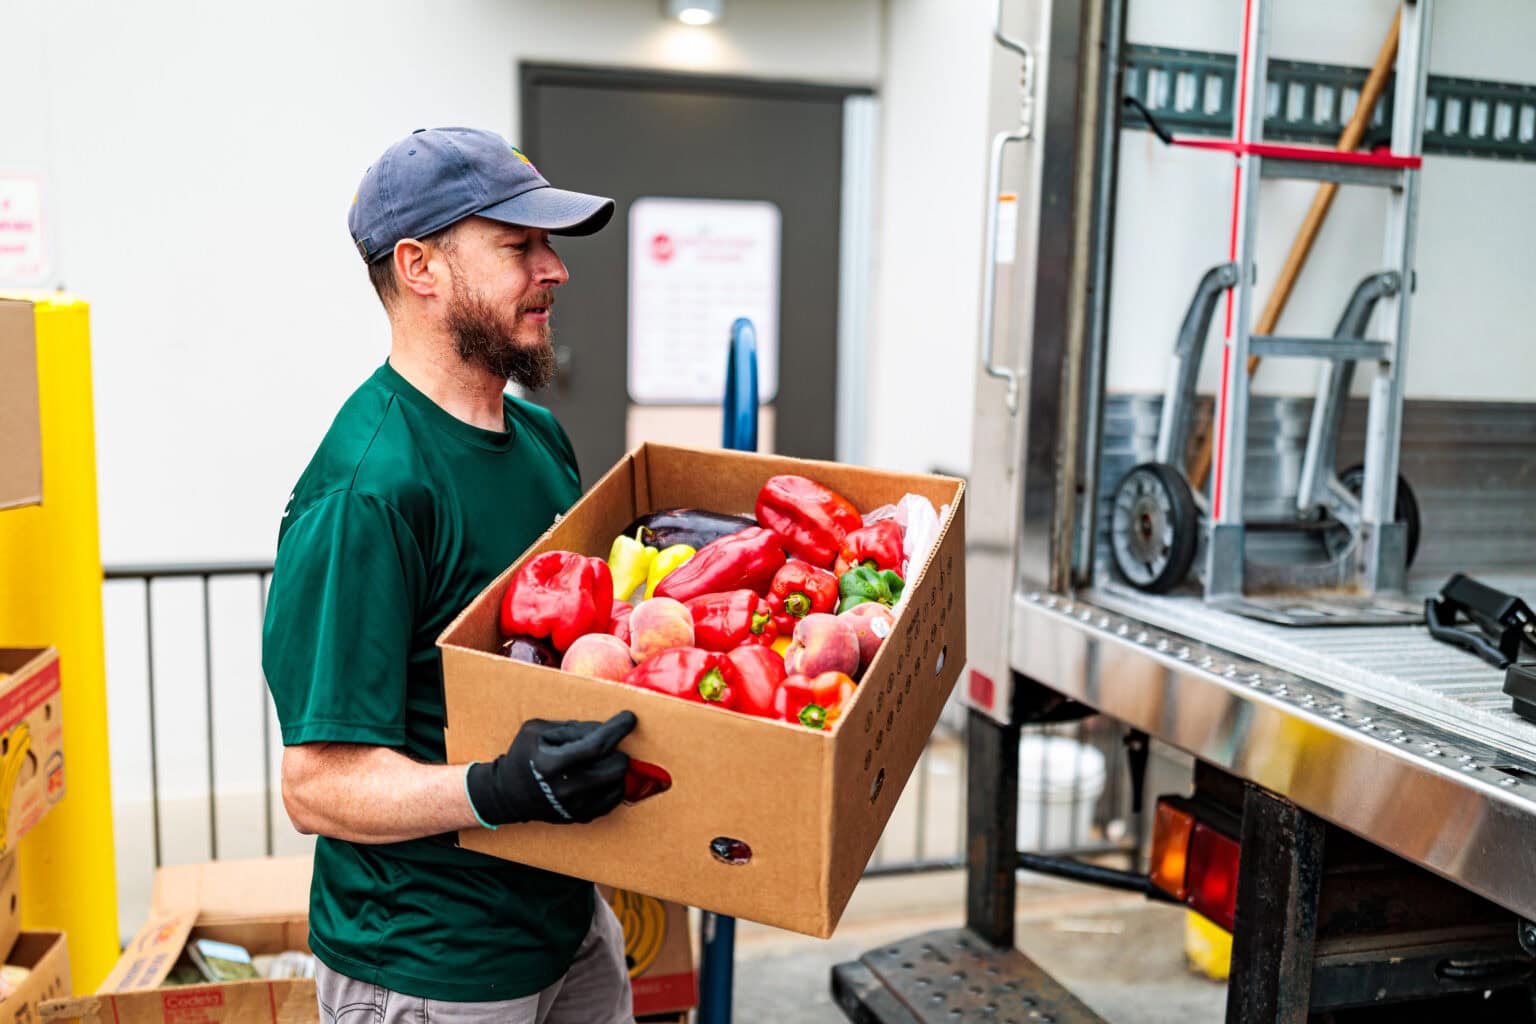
[286,373,431,523]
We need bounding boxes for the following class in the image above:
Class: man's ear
[394,239,441,299]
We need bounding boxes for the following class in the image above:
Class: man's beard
[445,283,557,391]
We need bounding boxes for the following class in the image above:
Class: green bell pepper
[836,565,905,613]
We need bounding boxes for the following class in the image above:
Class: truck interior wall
[1107,0,1536,400]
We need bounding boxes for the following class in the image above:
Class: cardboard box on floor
[601,888,696,1017]
[0,299,43,511]
[0,932,70,1024]
[441,444,966,938]
[40,857,314,1024]
[0,649,66,857]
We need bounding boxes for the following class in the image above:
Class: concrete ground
[731,870,1228,1023]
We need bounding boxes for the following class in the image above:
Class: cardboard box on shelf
[441,444,966,938]
[0,648,65,856]
[0,299,42,512]
[602,888,696,1017]
[40,857,313,1024]
[0,932,70,1024]
[0,855,19,967]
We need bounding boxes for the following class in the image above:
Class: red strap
[1171,136,1422,169]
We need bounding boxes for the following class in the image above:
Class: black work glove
[466,710,636,826]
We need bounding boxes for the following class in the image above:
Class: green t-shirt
[261,361,592,1001]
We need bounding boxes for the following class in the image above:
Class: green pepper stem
[751,608,773,635]
[697,667,728,703]
[785,593,811,618]
[798,703,829,730]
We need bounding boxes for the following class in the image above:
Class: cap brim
[478,186,615,237]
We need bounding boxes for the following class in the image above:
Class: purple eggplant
[499,634,559,667]
[623,508,757,551]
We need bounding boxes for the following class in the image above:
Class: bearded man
[262,127,638,1024]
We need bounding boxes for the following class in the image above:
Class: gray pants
[316,890,634,1024]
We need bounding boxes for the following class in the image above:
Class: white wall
[2,0,883,567]
[1107,0,1536,398]
[862,0,995,477]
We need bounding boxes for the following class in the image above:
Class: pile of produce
[499,474,942,731]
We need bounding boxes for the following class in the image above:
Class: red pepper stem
[784,592,811,618]
[798,703,830,730]
[697,667,729,703]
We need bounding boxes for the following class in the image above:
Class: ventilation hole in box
[935,646,948,674]
[897,693,905,711]
[7,895,13,914]
[864,750,872,771]
[869,768,886,803]
[709,837,752,865]
[876,692,885,712]
[864,710,874,733]
[875,729,885,750]
[886,710,895,730]
[1,736,6,757]
[44,703,52,721]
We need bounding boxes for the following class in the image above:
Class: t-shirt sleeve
[261,490,426,747]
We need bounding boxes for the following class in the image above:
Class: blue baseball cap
[347,127,615,263]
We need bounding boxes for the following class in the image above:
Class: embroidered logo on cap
[510,146,539,176]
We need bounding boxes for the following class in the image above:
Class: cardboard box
[603,889,696,1017]
[0,855,19,968]
[0,932,70,1024]
[41,858,314,1024]
[0,649,65,856]
[440,444,966,937]
[0,299,42,511]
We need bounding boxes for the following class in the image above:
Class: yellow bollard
[0,294,118,991]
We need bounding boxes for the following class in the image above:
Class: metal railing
[103,562,1134,875]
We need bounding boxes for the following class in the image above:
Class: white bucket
[1016,735,1109,851]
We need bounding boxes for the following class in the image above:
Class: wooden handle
[1188,12,1402,489]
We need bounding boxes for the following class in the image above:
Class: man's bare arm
[282,742,478,844]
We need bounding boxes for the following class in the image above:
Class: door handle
[554,344,573,389]
[980,0,1038,416]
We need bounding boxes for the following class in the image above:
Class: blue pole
[698,317,758,1024]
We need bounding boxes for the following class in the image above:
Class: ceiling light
[665,0,722,25]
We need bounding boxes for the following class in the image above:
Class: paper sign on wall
[0,178,47,284]
[628,197,780,404]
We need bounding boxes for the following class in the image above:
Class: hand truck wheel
[1110,462,1200,594]
[1323,464,1423,568]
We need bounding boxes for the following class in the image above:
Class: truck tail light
[1187,822,1241,931]
[1149,800,1196,900]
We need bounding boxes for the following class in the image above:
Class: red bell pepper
[686,590,778,652]
[775,671,856,730]
[653,527,787,603]
[755,475,862,568]
[625,647,736,708]
[834,520,904,577]
[766,562,839,634]
[608,602,634,645]
[722,645,787,719]
[499,551,614,653]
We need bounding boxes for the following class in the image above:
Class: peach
[629,597,695,663]
[559,634,634,682]
[839,604,896,676]
[783,612,859,678]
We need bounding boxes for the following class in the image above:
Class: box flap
[151,857,310,923]
[97,912,197,993]
[0,299,41,512]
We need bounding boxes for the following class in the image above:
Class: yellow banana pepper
[608,531,656,602]
[644,544,695,599]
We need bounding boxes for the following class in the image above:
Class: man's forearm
[282,743,481,844]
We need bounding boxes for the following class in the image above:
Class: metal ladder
[1204,0,1434,598]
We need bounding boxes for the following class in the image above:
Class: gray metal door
[520,65,863,484]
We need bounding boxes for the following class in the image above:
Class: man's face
[439,216,569,390]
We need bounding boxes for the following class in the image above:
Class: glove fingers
[543,710,638,770]
[537,719,602,746]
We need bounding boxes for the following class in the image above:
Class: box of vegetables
[438,443,965,937]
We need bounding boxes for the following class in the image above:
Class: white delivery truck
[835,1,1536,1020]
